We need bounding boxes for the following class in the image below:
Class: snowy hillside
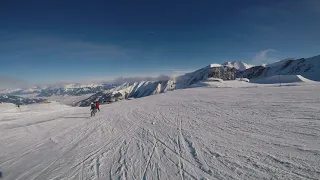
[238,55,320,81]
[76,80,175,106]
[222,61,254,71]
[0,103,17,113]
[1,83,320,179]
[175,65,237,89]
[76,55,320,107]
[77,65,237,106]
[3,55,319,107]
[190,78,258,88]
[250,75,316,84]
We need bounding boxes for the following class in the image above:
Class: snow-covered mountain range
[222,61,254,71]
[238,55,320,81]
[0,95,46,105]
[77,55,320,106]
[0,84,118,105]
[0,87,42,95]
[0,84,118,97]
[76,65,239,106]
[1,55,319,106]
[36,84,117,97]
[75,80,176,107]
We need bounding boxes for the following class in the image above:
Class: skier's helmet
[91,102,94,104]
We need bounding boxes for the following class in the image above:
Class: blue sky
[1,0,320,87]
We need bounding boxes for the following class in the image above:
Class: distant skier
[95,101,100,112]
[17,104,21,112]
[90,102,97,117]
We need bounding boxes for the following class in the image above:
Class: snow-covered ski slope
[1,84,320,180]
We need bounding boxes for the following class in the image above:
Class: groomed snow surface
[1,84,320,180]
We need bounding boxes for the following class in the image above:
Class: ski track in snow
[1,84,320,179]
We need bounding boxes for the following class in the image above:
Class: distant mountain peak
[222,61,254,71]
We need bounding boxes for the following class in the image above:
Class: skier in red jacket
[95,101,100,112]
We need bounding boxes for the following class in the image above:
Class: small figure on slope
[90,102,97,117]
[95,101,100,112]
